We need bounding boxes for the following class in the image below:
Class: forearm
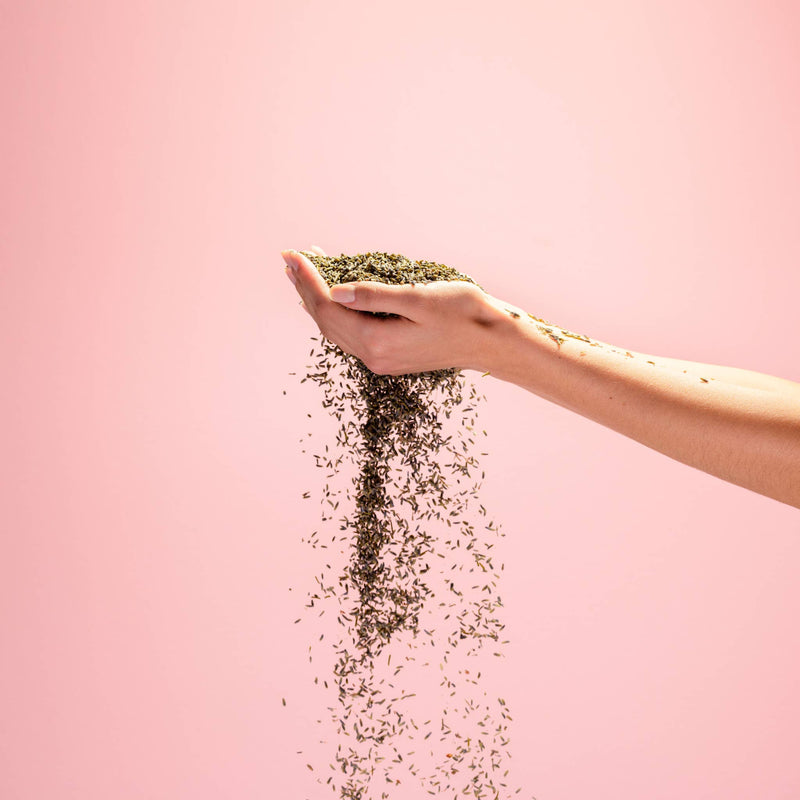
[475,296,800,509]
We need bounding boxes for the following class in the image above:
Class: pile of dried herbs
[293,252,525,799]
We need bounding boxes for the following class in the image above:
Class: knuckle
[457,283,484,311]
[359,338,379,364]
[360,335,391,374]
[458,284,491,322]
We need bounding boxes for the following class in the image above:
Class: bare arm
[281,248,800,509]
[479,297,800,508]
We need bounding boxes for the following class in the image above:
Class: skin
[281,247,800,510]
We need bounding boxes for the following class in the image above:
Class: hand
[280,246,507,375]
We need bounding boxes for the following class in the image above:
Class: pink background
[2,1,799,798]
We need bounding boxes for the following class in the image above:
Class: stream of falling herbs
[293,252,527,799]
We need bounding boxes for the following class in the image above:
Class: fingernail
[284,266,296,285]
[330,285,355,304]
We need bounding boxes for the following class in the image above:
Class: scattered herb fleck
[291,251,526,799]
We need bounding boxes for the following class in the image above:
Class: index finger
[281,248,359,327]
[283,250,328,287]
[282,249,332,303]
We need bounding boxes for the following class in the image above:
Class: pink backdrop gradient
[2,1,799,798]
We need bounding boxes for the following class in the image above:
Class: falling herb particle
[291,251,524,800]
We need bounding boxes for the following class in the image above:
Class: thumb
[330,281,423,318]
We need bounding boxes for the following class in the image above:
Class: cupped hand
[281,247,508,376]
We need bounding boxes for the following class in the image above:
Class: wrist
[468,293,538,376]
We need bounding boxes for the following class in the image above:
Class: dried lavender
[293,252,527,799]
